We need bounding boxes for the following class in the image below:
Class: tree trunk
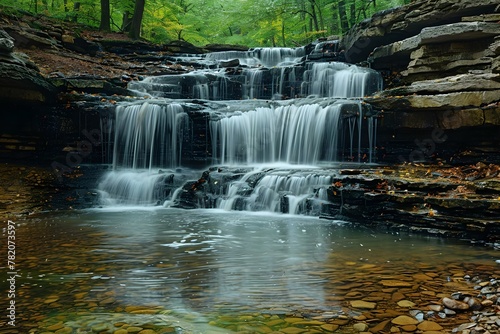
[121,11,132,32]
[331,1,339,34]
[349,2,356,27]
[129,0,146,40]
[338,0,349,33]
[72,2,80,23]
[281,21,286,47]
[99,0,111,32]
[309,0,319,31]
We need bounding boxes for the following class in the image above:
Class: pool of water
[1,207,499,333]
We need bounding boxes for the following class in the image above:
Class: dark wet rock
[219,58,240,68]
[204,43,249,52]
[49,76,130,95]
[164,40,205,54]
[61,35,100,56]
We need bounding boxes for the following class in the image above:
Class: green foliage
[0,0,408,46]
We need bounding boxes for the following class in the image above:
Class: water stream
[99,47,382,209]
[5,47,498,334]
[3,208,499,333]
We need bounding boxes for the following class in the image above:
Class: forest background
[0,0,410,47]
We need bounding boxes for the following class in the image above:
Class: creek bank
[173,163,500,244]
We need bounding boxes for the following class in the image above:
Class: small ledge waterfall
[98,47,382,211]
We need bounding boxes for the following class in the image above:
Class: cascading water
[209,102,343,164]
[98,44,383,211]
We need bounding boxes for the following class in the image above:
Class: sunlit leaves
[0,0,408,46]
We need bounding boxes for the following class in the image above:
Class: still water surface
[2,208,499,333]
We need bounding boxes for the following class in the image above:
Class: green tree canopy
[0,0,410,45]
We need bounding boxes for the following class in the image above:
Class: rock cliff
[341,0,500,163]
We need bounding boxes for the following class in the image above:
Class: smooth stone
[353,323,369,331]
[91,323,108,332]
[266,319,285,326]
[351,300,377,309]
[421,291,436,296]
[444,308,456,315]
[371,319,391,332]
[55,328,73,334]
[455,322,476,331]
[100,297,116,305]
[331,318,350,325]
[47,322,64,331]
[417,321,443,331]
[391,315,419,325]
[428,305,443,312]
[442,297,469,310]
[380,280,413,287]
[482,299,494,307]
[293,320,325,326]
[138,330,156,334]
[401,324,417,331]
[413,273,432,281]
[464,296,483,310]
[74,292,87,299]
[127,327,144,333]
[43,298,59,304]
[392,292,405,301]
[114,330,128,334]
[157,328,175,334]
[280,327,307,334]
[397,300,415,307]
[320,324,339,331]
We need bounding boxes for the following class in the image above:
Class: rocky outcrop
[0,29,56,104]
[172,164,500,242]
[340,0,500,163]
[341,0,499,63]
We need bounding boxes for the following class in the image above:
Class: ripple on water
[4,208,500,333]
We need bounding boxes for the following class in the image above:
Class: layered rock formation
[341,0,500,163]
[0,28,56,104]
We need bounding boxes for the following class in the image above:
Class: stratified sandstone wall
[342,0,500,163]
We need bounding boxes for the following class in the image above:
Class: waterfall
[210,102,345,164]
[301,62,382,98]
[98,45,383,209]
[204,47,305,67]
[112,102,188,169]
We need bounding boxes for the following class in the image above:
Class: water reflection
[2,208,498,333]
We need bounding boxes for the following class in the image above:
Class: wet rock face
[170,164,500,243]
[0,28,56,104]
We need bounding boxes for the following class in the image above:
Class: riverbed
[1,206,499,333]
